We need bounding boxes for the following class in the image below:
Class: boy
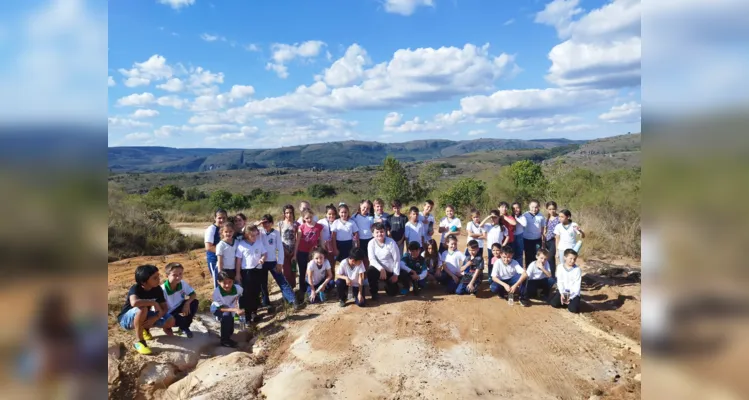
[335,247,367,307]
[489,245,528,306]
[160,262,198,338]
[367,223,409,298]
[211,271,245,348]
[117,264,176,355]
[404,206,428,251]
[548,249,582,313]
[387,200,408,253]
[465,209,486,257]
[438,235,464,293]
[373,198,390,231]
[524,249,556,301]
[522,200,546,267]
[419,200,436,238]
[399,241,428,295]
[258,214,299,310]
[456,240,484,295]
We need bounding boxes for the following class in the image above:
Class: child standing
[294,210,325,296]
[117,265,176,355]
[335,247,367,307]
[483,211,509,279]
[438,235,464,293]
[544,201,560,274]
[511,202,527,267]
[234,213,247,239]
[204,209,228,288]
[352,200,375,266]
[258,215,297,309]
[387,200,408,253]
[498,202,517,260]
[235,225,267,323]
[404,206,429,251]
[522,200,547,268]
[456,240,484,295]
[554,209,585,270]
[490,245,528,306]
[216,222,240,282]
[210,271,244,348]
[297,201,319,224]
[549,249,582,313]
[160,262,198,338]
[438,205,461,253]
[400,241,428,294]
[331,203,359,262]
[318,204,338,267]
[419,200,436,238]
[464,209,485,258]
[279,205,299,288]
[524,249,556,301]
[306,248,334,304]
[373,198,390,231]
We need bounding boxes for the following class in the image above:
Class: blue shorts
[118,307,172,330]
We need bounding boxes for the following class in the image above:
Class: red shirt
[298,223,323,253]
[501,215,516,243]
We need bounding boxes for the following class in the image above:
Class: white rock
[147,320,214,372]
[634,373,641,382]
[107,354,120,385]
[138,362,176,387]
[163,352,263,399]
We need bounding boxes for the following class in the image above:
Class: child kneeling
[335,247,367,307]
[211,271,245,348]
[489,245,528,305]
[400,241,428,294]
[306,247,335,303]
[548,249,582,313]
[456,240,484,295]
[524,249,556,301]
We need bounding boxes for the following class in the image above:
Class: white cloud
[245,43,261,52]
[323,44,370,87]
[108,117,152,129]
[459,88,614,119]
[187,66,224,94]
[154,125,181,138]
[503,19,515,26]
[384,0,434,16]
[118,54,174,87]
[383,110,466,133]
[131,109,159,119]
[534,0,583,39]
[157,77,185,92]
[266,40,327,78]
[599,101,640,123]
[156,95,187,109]
[108,76,115,87]
[228,85,255,99]
[158,0,195,10]
[116,92,156,107]
[124,132,153,141]
[497,115,581,132]
[200,33,226,42]
[468,129,486,136]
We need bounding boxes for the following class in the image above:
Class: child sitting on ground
[548,249,582,313]
[456,240,484,295]
[524,249,556,301]
[160,262,198,338]
[117,264,176,355]
[489,245,528,306]
[210,271,245,348]
[335,247,367,307]
[422,239,442,284]
[438,235,464,293]
[306,247,334,304]
[400,241,428,294]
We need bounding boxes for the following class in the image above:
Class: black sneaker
[220,339,238,348]
[520,299,530,307]
[338,300,346,307]
[250,312,261,323]
[182,328,194,338]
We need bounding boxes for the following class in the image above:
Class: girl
[278,205,299,289]
[481,210,509,279]
[422,239,442,283]
[498,202,517,254]
[234,225,267,322]
[331,203,359,262]
[318,204,338,267]
[294,210,324,296]
[544,201,560,274]
[204,209,228,288]
[553,209,585,269]
[335,247,367,307]
[465,209,485,258]
[306,248,334,304]
[511,202,527,267]
[215,222,240,283]
[352,200,375,266]
[438,205,461,253]
[234,213,247,239]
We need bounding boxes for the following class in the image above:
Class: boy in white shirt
[258,215,298,310]
[524,249,556,301]
[367,223,409,298]
[490,244,528,305]
[419,199,436,237]
[335,247,367,307]
[211,271,245,348]
[404,206,428,251]
[437,205,461,253]
[522,200,547,267]
[482,210,509,279]
[464,209,486,257]
[548,249,582,313]
[161,262,198,338]
[306,248,334,304]
[437,235,464,293]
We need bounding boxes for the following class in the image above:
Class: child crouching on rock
[211,271,244,348]
[160,262,198,338]
[335,247,367,307]
[306,247,334,304]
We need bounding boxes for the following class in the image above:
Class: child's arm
[570,268,582,299]
[306,264,315,293]
[331,231,338,254]
[322,268,333,288]
[575,224,585,239]
[460,259,472,273]
[216,254,224,272]
[468,269,480,290]
[292,227,301,261]
[479,215,493,226]
[502,215,517,226]
[128,294,158,309]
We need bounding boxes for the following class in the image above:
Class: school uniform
[336,259,366,306]
[549,264,582,313]
[400,253,428,290]
[511,214,526,266]
[306,259,334,303]
[259,229,296,306]
[465,221,485,257]
[554,222,581,267]
[404,220,428,250]
[216,238,240,280]
[456,254,484,295]
[161,280,197,332]
[490,259,525,298]
[235,238,267,314]
[388,214,408,251]
[367,237,408,298]
[204,224,222,288]
[524,260,556,300]
[545,216,560,274]
[211,284,244,342]
[297,223,324,294]
[352,213,375,252]
[438,217,462,253]
[484,224,507,276]
[332,219,359,261]
[419,213,436,237]
[438,250,465,293]
[374,212,390,231]
[522,211,546,267]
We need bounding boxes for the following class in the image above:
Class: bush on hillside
[209,190,232,210]
[508,160,548,201]
[184,187,206,201]
[438,178,487,217]
[307,183,337,199]
[373,156,412,203]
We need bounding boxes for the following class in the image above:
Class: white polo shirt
[337,259,366,287]
[491,259,524,281]
[441,250,466,276]
[522,212,546,241]
[235,238,267,270]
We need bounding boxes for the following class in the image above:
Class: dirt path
[171,222,205,238]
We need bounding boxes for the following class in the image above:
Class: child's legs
[512,237,524,265]
[525,279,539,299]
[246,268,263,313]
[545,240,557,276]
[260,262,274,305]
[384,272,399,296]
[489,282,502,295]
[239,269,252,310]
[353,286,365,307]
[335,279,348,301]
[548,291,563,308]
[445,277,459,294]
[397,270,412,290]
[296,251,310,294]
[269,266,296,304]
[207,256,219,288]
[213,309,234,342]
[120,307,156,340]
[336,240,352,262]
[455,281,468,295]
[366,266,381,297]
[171,301,199,330]
[567,296,581,313]
[282,249,296,288]
[360,238,371,267]
[541,277,555,299]
[523,239,539,268]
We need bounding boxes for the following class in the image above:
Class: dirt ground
[108,224,641,400]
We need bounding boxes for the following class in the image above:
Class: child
[216,222,240,282]
[490,245,528,306]
[422,239,443,283]
[352,200,374,266]
[258,215,297,309]
[235,225,267,323]
[464,209,485,258]
[211,271,245,348]
[373,198,390,231]
[335,247,367,307]
[234,213,247,239]
[387,200,408,253]
[482,210,509,278]
[160,262,198,338]
[524,249,556,301]
[294,209,325,296]
[306,247,334,304]
[419,199,436,238]
[438,205,461,253]
[205,209,228,288]
[498,202,517,260]
[367,222,408,298]
[117,264,176,355]
[297,201,320,224]
[522,200,546,268]
[548,249,582,313]
[279,204,299,288]
[553,209,585,270]
[318,204,338,266]
[456,240,484,295]
[404,206,428,251]
[400,241,428,294]
[331,203,359,262]
[544,201,560,273]
[511,202,527,266]
[438,235,464,293]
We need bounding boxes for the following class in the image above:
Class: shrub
[307,183,337,199]
[373,156,412,203]
[209,190,232,210]
[438,178,487,217]
[184,187,206,201]
[508,160,548,201]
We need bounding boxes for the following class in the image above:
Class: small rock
[634,373,641,382]
[592,388,604,396]
[588,396,601,400]
[325,379,334,388]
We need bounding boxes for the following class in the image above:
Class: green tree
[418,163,443,195]
[508,160,547,201]
[209,190,232,210]
[307,184,337,199]
[438,178,487,216]
[148,184,184,199]
[184,187,206,201]
[228,193,250,210]
[373,156,411,203]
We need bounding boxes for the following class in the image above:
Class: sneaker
[142,329,153,341]
[174,329,185,337]
[182,328,194,338]
[133,342,152,355]
[520,299,530,307]
[339,300,346,307]
[220,339,238,348]
[318,291,327,302]
[250,312,261,323]
[399,288,409,295]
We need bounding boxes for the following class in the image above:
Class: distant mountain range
[108,138,587,173]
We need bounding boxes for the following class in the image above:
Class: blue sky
[107,0,641,148]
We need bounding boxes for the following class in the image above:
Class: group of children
[118,198,586,354]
